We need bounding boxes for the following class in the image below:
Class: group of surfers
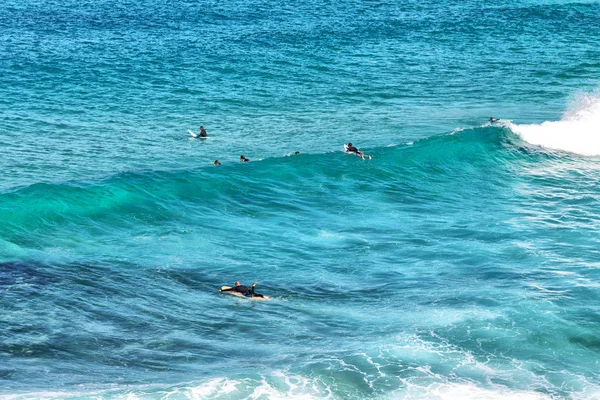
[210,117,501,299]
[191,126,370,165]
[197,117,500,166]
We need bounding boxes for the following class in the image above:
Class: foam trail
[507,92,600,156]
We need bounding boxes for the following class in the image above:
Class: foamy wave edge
[5,377,600,400]
[507,91,600,156]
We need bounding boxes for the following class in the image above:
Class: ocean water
[1,0,600,398]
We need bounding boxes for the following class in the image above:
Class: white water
[508,92,600,156]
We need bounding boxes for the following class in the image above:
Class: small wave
[507,91,600,156]
[7,375,600,400]
[3,374,333,400]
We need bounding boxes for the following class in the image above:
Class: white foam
[186,377,242,397]
[398,382,552,400]
[507,91,600,156]
[6,374,600,400]
[181,374,332,400]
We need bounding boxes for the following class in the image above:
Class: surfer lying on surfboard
[344,142,371,160]
[220,281,266,298]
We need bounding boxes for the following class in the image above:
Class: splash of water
[508,92,600,156]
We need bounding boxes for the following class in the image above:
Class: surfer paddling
[220,281,265,298]
[489,117,499,123]
[240,155,249,162]
[345,142,371,160]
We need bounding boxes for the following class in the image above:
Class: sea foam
[508,91,600,156]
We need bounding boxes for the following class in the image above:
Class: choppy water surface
[1,0,600,398]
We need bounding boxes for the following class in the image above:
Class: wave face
[2,130,600,399]
[2,0,600,398]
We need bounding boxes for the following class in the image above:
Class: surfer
[213,160,221,165]
[199,126,207,137]
[346,142,365,159]
[240,155,249,162]
[489,117,499,123]
[221,281,265,298]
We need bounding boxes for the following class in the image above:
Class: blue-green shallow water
[1,0,600,398]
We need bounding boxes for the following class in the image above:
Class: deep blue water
[1,0,600,398]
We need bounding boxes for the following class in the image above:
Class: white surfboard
[188,130,209,139]
[219,286,271,300]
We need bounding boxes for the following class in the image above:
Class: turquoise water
[1,0,600,398]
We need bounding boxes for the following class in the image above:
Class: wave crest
[507,91,600,156]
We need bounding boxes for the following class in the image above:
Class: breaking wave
[508,91,600,156]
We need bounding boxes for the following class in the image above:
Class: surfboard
[188,130,209,139]
[219,286,271,300]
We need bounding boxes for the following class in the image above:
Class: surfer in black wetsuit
[489,117,499,123]
[222,281,265,298]
[240,155,249,162]
[199,126,207,137]
[346,142,365,159]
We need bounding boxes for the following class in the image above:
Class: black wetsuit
[200,129,207,137]
[224,285,264,298]
[347,145,359,153]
